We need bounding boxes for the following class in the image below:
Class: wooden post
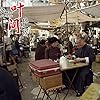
[0,0,6,62]
[1,0,4,43]
[65,0,69,41]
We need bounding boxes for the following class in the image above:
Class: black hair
[48,37,59,44]
[10,34,14,38]
[39,39,46,45]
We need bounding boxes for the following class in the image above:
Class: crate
[29,59,60,77]
[40,73,62,90]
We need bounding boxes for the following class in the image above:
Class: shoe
[76,92,83,97]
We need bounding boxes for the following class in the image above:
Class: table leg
[36,87,42,100]
[63,69,79,100]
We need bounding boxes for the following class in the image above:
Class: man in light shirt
[5,35,13,62]
[69,32,75,46]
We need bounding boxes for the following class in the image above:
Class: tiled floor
[18,52,100,100]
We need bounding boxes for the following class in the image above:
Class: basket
[40,73,62,90]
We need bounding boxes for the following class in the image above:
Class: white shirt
[69,35,75,46]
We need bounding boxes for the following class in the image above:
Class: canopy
[61,10,100,23]
[13,4,65,22]
[29,22,53,30]
[81,3,100,18]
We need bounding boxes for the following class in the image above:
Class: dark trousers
[75,67,93,94]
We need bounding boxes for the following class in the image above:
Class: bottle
[60,56,68,70]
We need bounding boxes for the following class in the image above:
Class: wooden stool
[32,73,65,100]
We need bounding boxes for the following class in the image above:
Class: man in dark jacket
[35,39,46,60]
[75,36,95,96]
[0,68,22,100]
[45,37,61,61]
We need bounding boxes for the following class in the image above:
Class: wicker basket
[40,73,62,90]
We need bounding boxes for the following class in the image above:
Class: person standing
[5,35,13,62]
[35,39,46,60]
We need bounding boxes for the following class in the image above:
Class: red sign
[8,2,24,34]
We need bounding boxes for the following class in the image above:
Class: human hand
[66,54,72,59]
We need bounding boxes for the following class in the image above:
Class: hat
[48,37,59,44]
[39,39,46,45]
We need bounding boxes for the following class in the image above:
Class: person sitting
[35,39,46,60]
[45,37,61,61]
[74,35,95,96]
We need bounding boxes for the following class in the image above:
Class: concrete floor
[18,52,100,100]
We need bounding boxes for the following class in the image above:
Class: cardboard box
[40,73,62,90]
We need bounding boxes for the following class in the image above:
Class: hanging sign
[8,2,24,34]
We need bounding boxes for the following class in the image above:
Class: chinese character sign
[8,18,20,33]
[8,2,24,34]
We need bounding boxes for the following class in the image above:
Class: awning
[12,4,65,22]
[81,3,100,18]
[61,10,100,23]
[29,22,53,30]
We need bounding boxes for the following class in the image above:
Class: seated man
[0,68,22,100]
[75,36,95,96]
[45,37,61,61]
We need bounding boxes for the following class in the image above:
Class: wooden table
[80,83,100,100]
[60,61,88,100]
[60,61,88,71]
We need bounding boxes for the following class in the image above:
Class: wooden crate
[40,73,62,90]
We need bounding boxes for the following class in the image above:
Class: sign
[8,2,24,34]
